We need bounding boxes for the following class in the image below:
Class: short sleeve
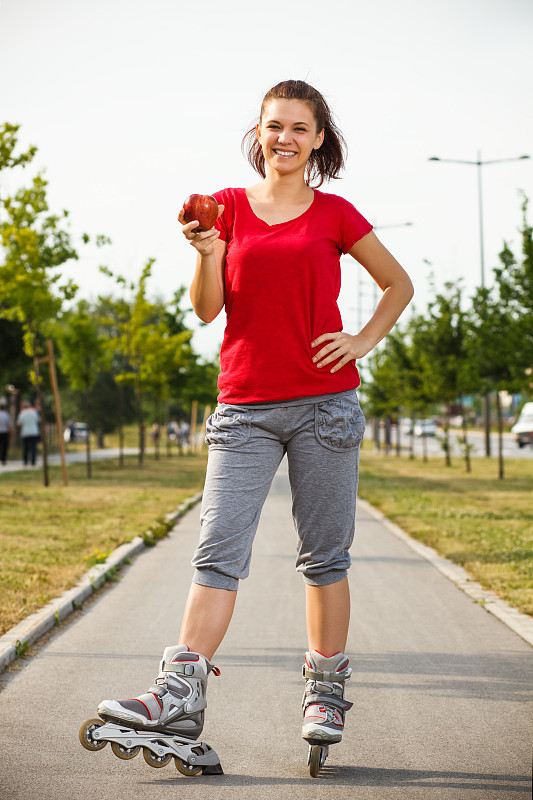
[336,196,373,254]
[212,188,235,243]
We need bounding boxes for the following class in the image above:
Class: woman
[97,80,413,768]
[16,399,40,467]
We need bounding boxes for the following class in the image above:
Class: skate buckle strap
[163,662,196,676]
[303,692,353,712]
[302,666,352,682]
[162,661,221,677]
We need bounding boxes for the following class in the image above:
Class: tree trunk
[374,418,381,453]
[190,401,198,454]
[496,390,504,480]
[385,417,392,455]
[165,396,171,458]
[461,397,472,473]
[422,430,428,463]
[118,383,124,469]
[395,418,401,456]
[154,396,160,460]
[136,381,144,467]
[84,388,92,479]
[139,419,145,466]
[33,346,49,487]
[47,339,68,486]
[443,417,451,467]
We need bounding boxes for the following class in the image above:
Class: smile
[273,150,297,158]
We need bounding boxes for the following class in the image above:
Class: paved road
[381,429,533,460]
[1,459,531,799]
[0,447,140,475]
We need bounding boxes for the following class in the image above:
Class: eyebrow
[266,119,311,126]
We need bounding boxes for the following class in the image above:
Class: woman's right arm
[178,205,226,323]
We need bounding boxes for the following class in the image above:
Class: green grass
[1,444,532,638]
[358,452,533,616]
[0,453,208,635]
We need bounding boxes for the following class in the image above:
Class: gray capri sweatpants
[192,389,365,591]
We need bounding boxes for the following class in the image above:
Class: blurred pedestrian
[167,420,179,442]
[0,398,13,465]
[16,399,40,467]
[178,420,190,450]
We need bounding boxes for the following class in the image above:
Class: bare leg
[305,578,350,655]
[179,583,237,661]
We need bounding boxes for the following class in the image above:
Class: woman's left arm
[312,231,414,373]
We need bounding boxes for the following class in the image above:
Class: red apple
[182,194,218,232]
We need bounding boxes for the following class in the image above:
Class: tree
[365,329,408,454]
[0,318,32,397]
[0,123,37,171]
[0,124,78,485]
[100,261,194,466]
[465,197,533,479]
[57,301,108,477]
[494,195,533,392]
[400,314,440,462]
[421,282,473,468]
[466,287,522,480]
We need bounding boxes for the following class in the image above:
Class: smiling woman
[242,79,346,187]
[96,78,414,779]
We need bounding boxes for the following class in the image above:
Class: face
[256,99,324,176]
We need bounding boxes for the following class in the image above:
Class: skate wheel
[111,741,140,760]
[79,718,107,752]
[175,757,202,776]
[309,744,327,778]
[143,747,173,768]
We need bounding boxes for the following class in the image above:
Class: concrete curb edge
[358,497,533,648]
[0,492,203,674]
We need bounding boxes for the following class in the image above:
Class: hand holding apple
[182,194,219,232]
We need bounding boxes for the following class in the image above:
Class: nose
[277,128,292,145]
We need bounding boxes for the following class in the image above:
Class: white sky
[1,0,532,362]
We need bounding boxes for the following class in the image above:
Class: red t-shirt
[212,187,373,403]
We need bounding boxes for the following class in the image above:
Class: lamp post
[428,152,530,457]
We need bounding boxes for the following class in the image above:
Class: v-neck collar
[243,187,317,227]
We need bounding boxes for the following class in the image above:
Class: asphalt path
[0,459,531,799]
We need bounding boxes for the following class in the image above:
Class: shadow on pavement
[141,766,530,791]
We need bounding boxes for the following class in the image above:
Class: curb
[358,497,533,648]
[0,492,203,674]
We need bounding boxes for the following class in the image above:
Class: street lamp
[428,152,531,455]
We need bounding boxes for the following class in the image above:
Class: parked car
[511,402,533,448]
[400,418,413,435]
[64,422,89,443]
[413,419,437,437]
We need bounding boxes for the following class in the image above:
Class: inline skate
[301,650,352,777]
[79,645,223,776]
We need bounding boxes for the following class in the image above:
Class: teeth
[274,150,296,157]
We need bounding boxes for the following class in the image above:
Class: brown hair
[241,80,347,188]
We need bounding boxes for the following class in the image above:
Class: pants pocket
[314,393,365,453]
[205,405,254,448]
